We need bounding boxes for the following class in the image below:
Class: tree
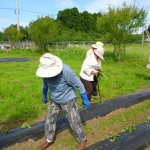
[97,3,147,61]
[0,32,3,41]
[20,26,31,41]
[80,11,96,33]
[57,8,102,36]
[3,24,24,48]
[57,7,81,31]
[57,27,92,41]
[28,16,60,52]
[148,25,150,33]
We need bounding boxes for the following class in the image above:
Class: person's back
[43,64,85,103]
[86,48,93,57]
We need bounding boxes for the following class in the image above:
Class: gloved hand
[42,88,48,104]
[92,69,99,75]
[81,92,91,109]
[96,67,102,73]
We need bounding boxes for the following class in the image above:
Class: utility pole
[16,0,20,49]
[16,0,20,32]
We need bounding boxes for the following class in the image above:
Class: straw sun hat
[36,53,63,78]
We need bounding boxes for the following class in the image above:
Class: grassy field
[0,43,150,132]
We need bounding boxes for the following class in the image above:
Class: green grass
[0,43,150,129]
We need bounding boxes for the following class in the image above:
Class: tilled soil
[2,100,150,150]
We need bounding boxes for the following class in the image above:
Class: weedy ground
[0,43,150,149]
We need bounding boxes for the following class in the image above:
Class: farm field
[2,100,150,150]
[0,43,150,149]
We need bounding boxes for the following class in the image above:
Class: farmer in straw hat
[80,46,105,101]
[83,41,105,98]
[36,53,90,150]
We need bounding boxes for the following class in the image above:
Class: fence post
[56,42,58,50]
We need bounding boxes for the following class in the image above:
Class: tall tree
[57,7,81,31]
[28,16,60,52]
[97,3,147,61]
[147,25,150,34]
[80,11,96,33]
[20,26,31,41]
[3,24,24,48]
[0,32,3,41]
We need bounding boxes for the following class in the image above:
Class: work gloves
[42,88,48,104]
[92,67,102,75]
[81,92,91,109]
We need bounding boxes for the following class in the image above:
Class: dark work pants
[80,77,93,101]
[91,75,98,93]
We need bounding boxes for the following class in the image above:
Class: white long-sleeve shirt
[80,52,101,81]
[86,48,93,57]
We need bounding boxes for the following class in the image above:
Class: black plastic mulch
[0,57,31,63]
[0,88,150,149]
[83,122,150,150]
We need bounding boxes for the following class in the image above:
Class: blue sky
[0,0,150,33]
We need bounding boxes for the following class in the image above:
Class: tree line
[0,3,149,61]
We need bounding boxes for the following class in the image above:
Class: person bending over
[36,53,91,150]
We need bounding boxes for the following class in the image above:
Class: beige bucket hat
[92,41,104,49]
[94,47,105,60]
[36,53,63,78]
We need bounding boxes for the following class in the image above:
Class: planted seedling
[145,117,150,123]
[109,134,120,142]
[21,122,31,129]
[128,125,136,133]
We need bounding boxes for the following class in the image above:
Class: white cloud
[0,19,11,24]
[84,0,131,13]
[20,21,29,27]
[0,19,12,31]
[55,0,75,10]
[0,20,30,31]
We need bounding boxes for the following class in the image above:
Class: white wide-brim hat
[92,44,99,49]
[94,47,105,60]
[96,41,104,48]
[92,41,104,49]
[36,53,63,78]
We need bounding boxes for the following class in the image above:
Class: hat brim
[92,44,99,49]
[36,56,63,78]
[97,54,104,60]
[94,50,104,60]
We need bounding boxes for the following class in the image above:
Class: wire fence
[0,41,99,50]
[0,40,148,51]
[0,41,36,50]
